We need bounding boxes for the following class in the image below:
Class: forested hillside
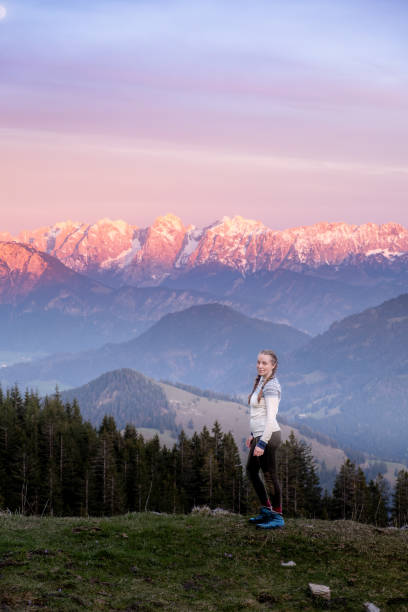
[61,369,177,432]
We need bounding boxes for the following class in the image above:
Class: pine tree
[331,459,355,520]
[90,416,125,515]
[189,431,205,508]
[199,424,224,508]
[331,460,369,522]
[37,394,67,516]
[366,474,389,527]
[220,431,244,513]
[20,390,42,514]
[174,430,195,512]
[277,432,321,517]
[1,386,27,511]
[353,467,369,522]
[392,469,408,527]
[123,424,147,513]
[143,435,162,511]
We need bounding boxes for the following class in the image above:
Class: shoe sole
[248,510,274,525]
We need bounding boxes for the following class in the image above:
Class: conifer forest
[0,386,407,527]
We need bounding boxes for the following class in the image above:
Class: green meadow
[0,512,407,611]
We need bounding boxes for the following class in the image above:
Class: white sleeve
[259,395,280,445]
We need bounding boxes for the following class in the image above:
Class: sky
[1,0,408,233]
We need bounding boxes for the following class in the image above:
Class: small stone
[309,583,331,600]
[281,560,296,567]
[364,603,380,612]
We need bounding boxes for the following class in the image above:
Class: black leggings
[246,432,281,509]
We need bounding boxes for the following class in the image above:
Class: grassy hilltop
[0,512,407,611]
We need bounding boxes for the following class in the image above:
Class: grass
[0,512,407,611]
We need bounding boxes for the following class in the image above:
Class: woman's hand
[253,446,264,457]
[245,436,253,448]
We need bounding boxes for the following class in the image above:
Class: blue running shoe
[256,513,285,529]
[248,507,274,524]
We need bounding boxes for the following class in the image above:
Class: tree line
[0,386,407,526]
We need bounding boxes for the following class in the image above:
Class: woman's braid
[248,374,261,405]
[257,370,275,403]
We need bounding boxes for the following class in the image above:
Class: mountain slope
[0,241,122,351]
[0,241,106,303]
[0,304,309,391]
[282,293,408,461]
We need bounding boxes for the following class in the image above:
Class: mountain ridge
[6,215,408,286]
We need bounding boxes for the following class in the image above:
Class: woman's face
[257,353,274,377]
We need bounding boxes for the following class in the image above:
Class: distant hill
[0,303,309,392]
[282,293,408,462]
[61,369,177,432]
[163,267,402,334]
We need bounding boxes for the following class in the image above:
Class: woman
[246,350,284,529]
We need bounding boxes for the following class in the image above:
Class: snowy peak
[151,213,185,231]
[124,214,188,283]
[146,213,187,248]
[215,215,266,233]
[16,219,138,273]
[0,241,72,302]
[3,216,408,284]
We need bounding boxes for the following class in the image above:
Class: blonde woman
[246,350,284,529]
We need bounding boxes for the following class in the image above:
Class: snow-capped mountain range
[3,214,408,286]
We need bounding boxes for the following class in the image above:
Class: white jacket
[249,377,281,446]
